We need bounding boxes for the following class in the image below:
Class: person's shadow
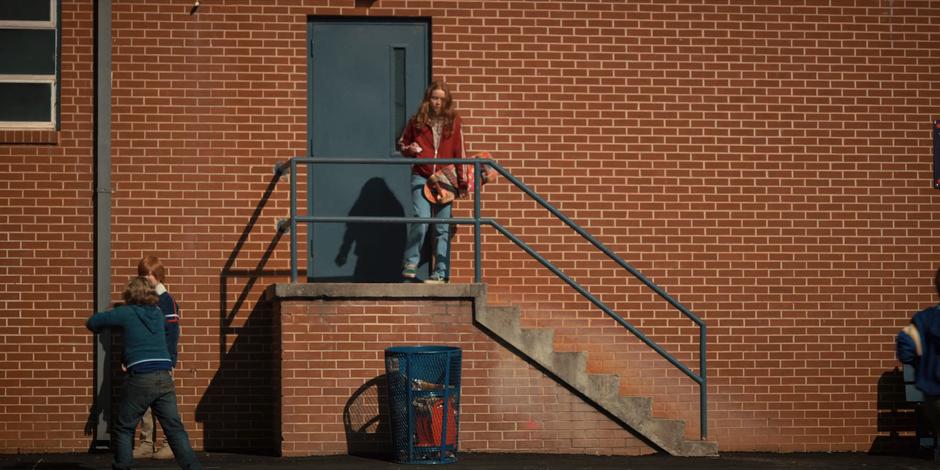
[334,177,406,283]
[85,303,127,452]
[869,367,929,457]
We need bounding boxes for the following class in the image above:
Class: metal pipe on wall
[92,0,112,450]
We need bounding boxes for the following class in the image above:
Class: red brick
[2,0,938,455]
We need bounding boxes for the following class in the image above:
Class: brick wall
[0,0,97,452]
[1,0,939,454]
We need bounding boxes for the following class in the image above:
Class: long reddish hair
[138,255,166,284]
[412,80,458,138]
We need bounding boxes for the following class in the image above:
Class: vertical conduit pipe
[92,0,112,450]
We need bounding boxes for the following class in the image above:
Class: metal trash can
[385,345,461,464]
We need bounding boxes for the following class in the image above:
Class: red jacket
[399,116,466,190]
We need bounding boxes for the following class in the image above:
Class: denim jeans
[112,370,201,470]
[403,174,451,278]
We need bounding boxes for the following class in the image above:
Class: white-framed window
[0,0,59,130]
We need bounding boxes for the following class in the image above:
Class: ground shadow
[343,374,393,459]
[869,367,926,457]
[1,463,97,470]
[333,177,406,283]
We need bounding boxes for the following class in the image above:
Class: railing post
[700,325,708,440]
[290,158,298,283]
[473,161,481,283]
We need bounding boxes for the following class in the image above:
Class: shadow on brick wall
[343,374,393,458]
[85,329,124,450]
[194,292,278,454]
[869,368,924,457]
[194,173,287,455]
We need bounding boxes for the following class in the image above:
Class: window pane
[0,82,52,122]
[0,1,51,22]
[392,47,406,150]
[0,30,55,74]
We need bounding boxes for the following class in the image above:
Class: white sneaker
[153,445,175,460]
[133,444,155,459]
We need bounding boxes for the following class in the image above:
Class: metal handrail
[281,156,709,440]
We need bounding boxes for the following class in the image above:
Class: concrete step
[519,328,554,364]
[476,305,520,333]
[549,351,587,388]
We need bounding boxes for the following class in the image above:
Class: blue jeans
[112,370,201,470]
[403,174,451,278]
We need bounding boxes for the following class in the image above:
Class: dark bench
[904,364,935,449]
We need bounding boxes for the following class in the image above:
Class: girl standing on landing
[398,80,467,283]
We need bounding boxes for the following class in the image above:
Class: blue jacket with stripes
[86,304,171,374]
[898,305,940,396]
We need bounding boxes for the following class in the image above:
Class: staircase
[476,304,718,457]
[285,155,717,455]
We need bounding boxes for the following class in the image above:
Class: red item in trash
[416,397,457,447]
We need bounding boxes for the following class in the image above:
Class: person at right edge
[398,80,467,284]
[86,276,201,470]
[134,255,182,459]
[897,267,940,461]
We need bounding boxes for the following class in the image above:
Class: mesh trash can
[385,345,461,464]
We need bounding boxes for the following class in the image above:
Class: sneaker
[424,274,447,284]
[402,264,417,280]
[152,445,175,460]
[133,444,155,459]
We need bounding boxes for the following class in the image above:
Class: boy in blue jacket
[897,267,940,461]
[87,277,201,470]
[133,255,181,460]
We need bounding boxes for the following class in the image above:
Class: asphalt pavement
[1,451,938,470]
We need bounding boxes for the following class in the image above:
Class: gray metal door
[308,19,428,282]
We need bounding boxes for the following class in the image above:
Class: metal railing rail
[282,156,708,440]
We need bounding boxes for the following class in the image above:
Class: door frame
[305,16,432,281]
[306,16,431,157]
